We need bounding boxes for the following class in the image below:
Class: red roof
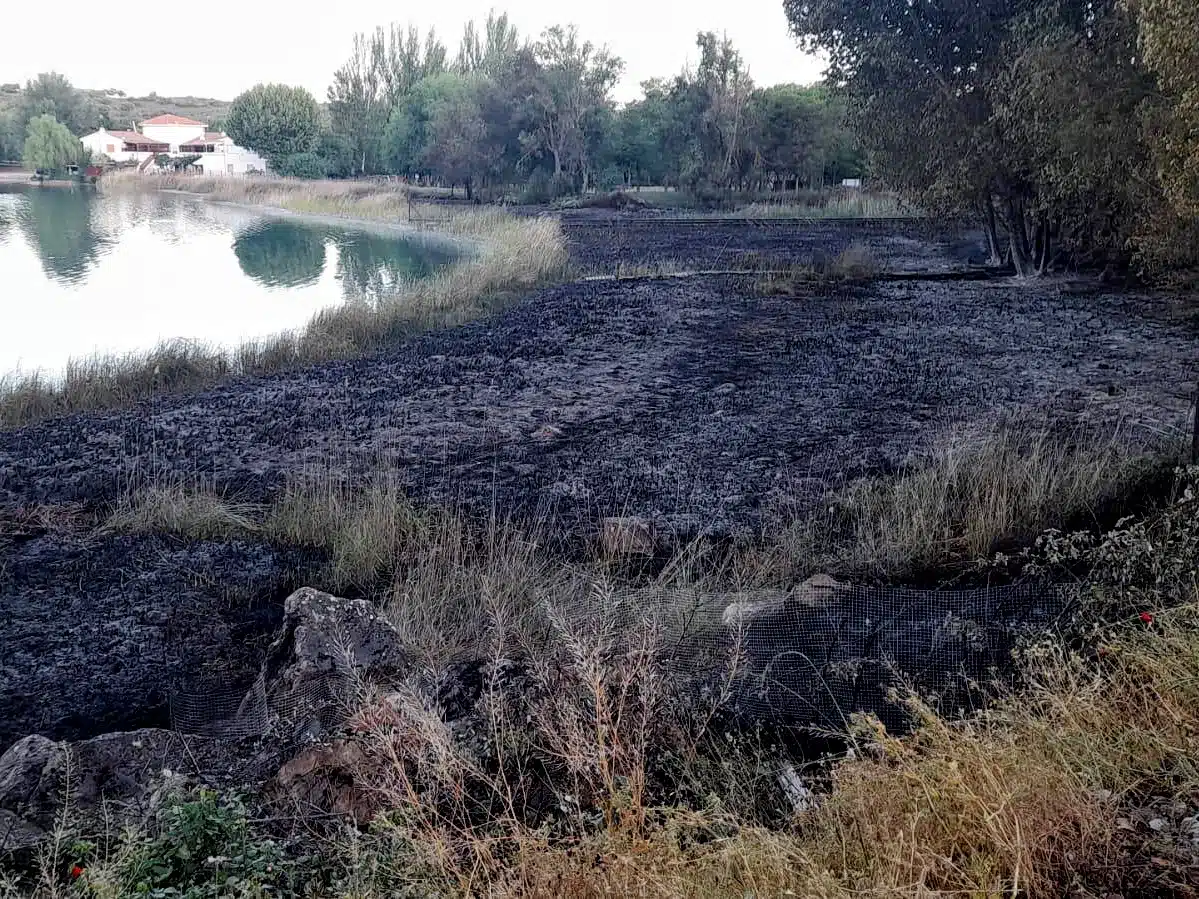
[108,130,169,147]
[139,114,205,127]
[180,132,227,146]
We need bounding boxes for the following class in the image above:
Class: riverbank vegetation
[0,190,566,428]
[787,0,1199,279]
[12,431,1198,897]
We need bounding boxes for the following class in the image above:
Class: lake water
[0,184,458,377]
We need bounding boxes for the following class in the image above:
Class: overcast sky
[2,1,824,104]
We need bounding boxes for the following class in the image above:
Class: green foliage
[785,0,1199,276]
[22,114,81,173]
[225,83,321,168]
[274,151,327,179]
[85,790,301,898]
[16,72,97,138]
[0,112,20,161]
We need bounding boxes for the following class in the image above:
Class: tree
[425,81,488,198]
[785,0,1154,276]
[17,72,97,138]
[225,84,321,168]
[22,115,81,173]
[1131,0,1199,216]
[528,25,623,193]
[0,113,21,162]
[329,25,448,175]
[456,10,522,76]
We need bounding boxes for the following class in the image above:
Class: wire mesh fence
[169,578,1065,740]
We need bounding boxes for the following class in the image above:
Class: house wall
[195,142,270,176]
[80,130,145,164]
[140,122,205,152]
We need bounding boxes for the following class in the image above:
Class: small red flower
[70,865,84,879]
[1140,612,1154,625]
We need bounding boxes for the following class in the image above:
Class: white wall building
[80,114,269,176]
[79,128,169,165]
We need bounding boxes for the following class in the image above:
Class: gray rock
[0,729,224,853]
[259,588,413,741]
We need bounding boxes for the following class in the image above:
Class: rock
[721,574,842,628]
[273,739,377,822]
[721,591,788,628]
[258,588,413,741]
[0,729,227,853]
[600,516,656,557]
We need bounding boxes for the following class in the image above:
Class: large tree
[224,83,321,167]
[785,0,1157,275]
[1131,0,1199,217]
[527,25,623,193]
[22,114,81,173]
[17,73,97,138]
[329,25,448,175]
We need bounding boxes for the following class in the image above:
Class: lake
[0,184,459,378]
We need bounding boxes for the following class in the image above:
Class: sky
[1,1,825,105]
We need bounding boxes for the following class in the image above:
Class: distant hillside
[0,84,232,130]
[84,90,233,130]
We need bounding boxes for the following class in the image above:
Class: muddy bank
[1,219,1196,750]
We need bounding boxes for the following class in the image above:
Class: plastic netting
[169,579,1064,739]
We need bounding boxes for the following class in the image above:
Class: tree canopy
[22,114,82,173]
[224,84,322,168]
[785,0,1198,276]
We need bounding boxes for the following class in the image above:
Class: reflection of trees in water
[0,197,13,246]
[334,231,449,302]
[17,187,111,284]
[233,221,328,288]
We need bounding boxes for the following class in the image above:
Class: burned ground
[1,216,1196,749]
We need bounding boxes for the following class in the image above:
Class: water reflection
[16,188,111,284]
[334,231,449,301]
[233,221,328,288]
[0,185,459,377]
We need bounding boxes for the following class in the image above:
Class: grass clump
[747,421,1170,583]
[104,484,261,541]
[727,191,910,220]
[756,242,882,293]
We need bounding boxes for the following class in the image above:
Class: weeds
[756,242,882,293]
[746,421,1170,583]
[104,484,261,540]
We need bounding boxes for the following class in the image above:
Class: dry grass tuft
[747,422,1168,583]
[756,242,882,293]
[104,484,261,540]
[726,192,910,220]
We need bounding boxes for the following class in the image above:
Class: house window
[106,144,115,153]
[227,165,234,174]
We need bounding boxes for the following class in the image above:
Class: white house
[80,113,269,175]
[80,128,169,164]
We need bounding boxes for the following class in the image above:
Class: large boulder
[0,730,232,854]
[255,588,413,741]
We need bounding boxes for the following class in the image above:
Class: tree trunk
[465,178,473,201]
[1003,196,1037,278]
[1036,216,1052,275]
[984,197,1003,267]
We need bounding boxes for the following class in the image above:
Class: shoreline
[160,188,483,256]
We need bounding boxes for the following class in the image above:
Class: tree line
[221,13,862,199]
[785,0,1199,276]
